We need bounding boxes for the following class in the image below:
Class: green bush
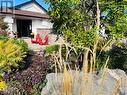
[96,44,127,71]
[0,35,28,53]
[0,35,8,41]
[0,39,25,76]
[63,28,97,47]
[13,39,29,53]
[109,45,127,71]
[96,50,109,69]
[44,45,59,55]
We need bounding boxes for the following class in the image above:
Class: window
[0,0,13,13]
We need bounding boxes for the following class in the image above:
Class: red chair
[39,34,48,45]
[31,34,41,44]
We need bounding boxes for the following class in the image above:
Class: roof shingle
[0,9,49,19]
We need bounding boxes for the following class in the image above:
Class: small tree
[45,0,127,45]
[45,0,96,47]
[45,0,127,70]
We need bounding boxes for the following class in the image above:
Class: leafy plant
[12,39,29,53]
[0,35,9,41]
[4,51,50,95]
[96,42,127,72]
[0,76,7,91]
[96,50,109,70]
[0,39,25,76]
[46,0,127,71]
[32,80,47,95]
[99,0,127,39]
[44,44,59,55]
[109,44,127,71]
[45,0,97,47]
[70,28,97,47]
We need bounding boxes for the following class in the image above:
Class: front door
[16,19,32,37]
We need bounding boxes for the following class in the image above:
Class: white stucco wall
[41,20,53,28]
[32,19,53,34]
[20,3,46,14]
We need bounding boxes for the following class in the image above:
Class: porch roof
[0,9,49,19]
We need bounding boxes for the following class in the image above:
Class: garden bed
[1,50,51,95]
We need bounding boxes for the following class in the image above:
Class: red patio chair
[39,34,48,45]
[31,34,41,44]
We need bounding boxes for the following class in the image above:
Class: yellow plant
[0,81,7,90]
[0,78,7,91]
[0,39,25,74]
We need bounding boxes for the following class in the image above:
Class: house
[0,0,52,37]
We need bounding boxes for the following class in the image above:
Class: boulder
[41,69,127,95]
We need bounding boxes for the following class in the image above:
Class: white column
[4,16,14,32]
[32,20,37,35]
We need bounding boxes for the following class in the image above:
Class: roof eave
[14,0,47,13]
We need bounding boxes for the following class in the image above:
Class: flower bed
[2,51,51,95]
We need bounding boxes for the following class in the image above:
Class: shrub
[0,80,7,91]
[13,39,29,53]
[0,36,28,54]
[109,44,127,71]
[44,44,59,55]
[96,44,127,72]
[0,39,25,76]
[96,50,109,69]
[0,35,8,41]
[63,28,97,47]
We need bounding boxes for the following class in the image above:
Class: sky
[0,0,50,10]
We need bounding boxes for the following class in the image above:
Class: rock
[41,69,127,95]
[113,69,127,94]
